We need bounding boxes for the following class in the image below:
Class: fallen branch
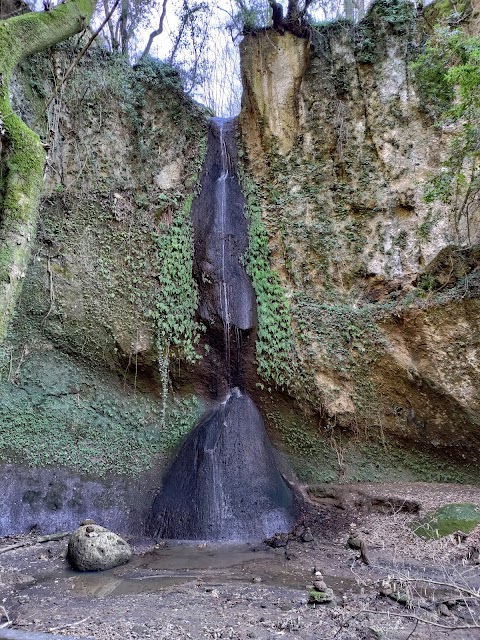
[359,540,370,565]
[0,605,11,629]
[49,617,89,633]
[361,608,480,630]
[404,618,419,640]
[395,576,480,599]
[0,532,69,554]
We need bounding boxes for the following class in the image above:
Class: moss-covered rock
[0,0,97,344]
[412,503,480,539]
[0,39,210,534]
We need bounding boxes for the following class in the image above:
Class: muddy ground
[1,483,480,640]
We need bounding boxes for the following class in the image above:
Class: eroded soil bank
[1,483,480,640]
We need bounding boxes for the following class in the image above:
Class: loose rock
[301,527,314,542]
[308,587,334,604]
[68,524,131,571]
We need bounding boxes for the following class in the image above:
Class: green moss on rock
[0,348,203,476]
[412,503,480,539]
[0,0,96,345]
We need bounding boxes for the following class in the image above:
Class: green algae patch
[412,503,480,539]
[0,348,204,476]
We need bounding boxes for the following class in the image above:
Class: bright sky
[37,0,365,116]
[145,0,244,116]
[144,0,339,116]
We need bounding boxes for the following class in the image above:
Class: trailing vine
[241,176,297,390]
[153,193,203,427]
[411,26,480,242]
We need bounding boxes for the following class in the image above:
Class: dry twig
[362,608,480,630]
[0,532,69,554]
[42,0,122,114]
[49,617,90,632]
[0,605,11,629]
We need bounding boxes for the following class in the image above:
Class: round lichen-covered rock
[412,503,480,540]
[68,523,131,571]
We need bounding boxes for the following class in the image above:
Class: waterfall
[217,119,231,379]
[147,118,298,542]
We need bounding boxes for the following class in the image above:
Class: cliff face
[0,48,207,534]
[240,0,480,482]
[1,0,479,536]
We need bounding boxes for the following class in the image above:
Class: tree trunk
[119,0,129,56]
[344,0,354,20]
[0,0,95,343]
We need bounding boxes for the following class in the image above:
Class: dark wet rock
[389,591,410,605]
[347,535,363,550]
[67,524,131,571]
[191,117,256,394]
[148,389,298,541]
[191,118,256,333]
[360,629,383,640]
[266,532,290,548]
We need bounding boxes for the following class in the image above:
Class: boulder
[412,503,480,540]
[67,523,131,571]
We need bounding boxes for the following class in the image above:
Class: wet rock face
[68,524,131,571]
[149,117,297,542]
[191,117,257,394]
[148,389,298,541]
[192,118,256,332]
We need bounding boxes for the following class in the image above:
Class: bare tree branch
[139,0,169,61]
[168,5,204,64]
[362,609,480,630]
[103,0,118,51]
[42,0,122,115]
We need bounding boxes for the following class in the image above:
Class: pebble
[438,603,452,617]
[313,580,328,591]
[301,528,314,542]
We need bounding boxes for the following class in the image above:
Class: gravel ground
[1,483,479,640]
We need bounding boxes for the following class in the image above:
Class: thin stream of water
[217,119,231,379]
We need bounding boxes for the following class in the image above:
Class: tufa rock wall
[0,46,207,533]
[239,0,480,482]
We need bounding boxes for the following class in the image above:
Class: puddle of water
[131,543,272,571]
[30,542,363,598]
